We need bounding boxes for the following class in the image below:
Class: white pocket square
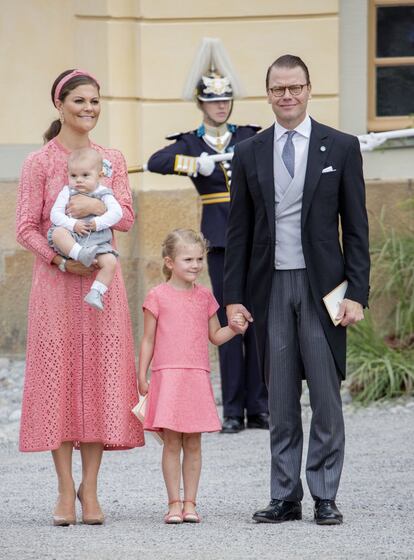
[322,166,336,174]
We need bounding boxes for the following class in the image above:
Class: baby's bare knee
[51,226,66,242]
[97,253,117,270]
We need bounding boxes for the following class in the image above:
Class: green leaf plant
[347,207,414,404]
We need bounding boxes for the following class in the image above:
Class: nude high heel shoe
[77,484,105,525]
[53,490,76,526]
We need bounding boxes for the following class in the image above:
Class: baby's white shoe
[84,289,104,311]
[78,245,99,267]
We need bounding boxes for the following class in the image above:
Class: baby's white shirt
[50,184,122,232]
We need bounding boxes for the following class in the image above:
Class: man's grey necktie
[282,130,296,178]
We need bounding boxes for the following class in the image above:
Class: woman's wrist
[52,255,64,266]
[52,255,67,272]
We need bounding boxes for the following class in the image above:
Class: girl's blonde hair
[161,229,208,280]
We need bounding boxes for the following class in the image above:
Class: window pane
[377,6,414,57]
[376,66,414,116]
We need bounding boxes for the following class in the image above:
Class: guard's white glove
[197,152,215,177]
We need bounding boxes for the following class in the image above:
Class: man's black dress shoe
[221,416,244,433]
[314,499,343,525]
[246,413,269,429]
[252,499,302,523]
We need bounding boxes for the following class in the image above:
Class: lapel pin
[320,145,326,152]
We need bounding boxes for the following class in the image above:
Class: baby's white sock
[68,243,82,260]
[91,280,108,295]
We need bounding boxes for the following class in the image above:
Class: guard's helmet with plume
[182,38,245,103]
[196,70,233,102]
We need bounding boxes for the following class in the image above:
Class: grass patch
[348,315,414,403]
[347,213,414,404]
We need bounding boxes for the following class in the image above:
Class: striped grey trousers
[265,269,345,501]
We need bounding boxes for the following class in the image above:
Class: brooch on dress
[102,158,113,178]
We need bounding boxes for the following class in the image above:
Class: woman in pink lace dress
[16,69,144,526]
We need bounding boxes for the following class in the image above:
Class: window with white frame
[369,0,414,131]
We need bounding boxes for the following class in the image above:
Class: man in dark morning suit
[147,38,269,434]
[224,55,370,524]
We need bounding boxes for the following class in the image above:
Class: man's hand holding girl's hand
[229,312,249,335]
[226,303,253,334]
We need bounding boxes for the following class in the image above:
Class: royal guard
[147,38,269,433]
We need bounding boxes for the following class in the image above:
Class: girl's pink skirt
[143,368,221,433]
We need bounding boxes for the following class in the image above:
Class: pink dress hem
[143,367,221,434]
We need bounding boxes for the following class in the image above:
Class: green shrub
[347,216,414,404]
[348,314,414,403]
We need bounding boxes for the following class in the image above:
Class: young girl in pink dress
[138,229,247,524]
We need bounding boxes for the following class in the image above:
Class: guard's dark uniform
[147,123,268,418]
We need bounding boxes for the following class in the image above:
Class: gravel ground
[1,358,413,560]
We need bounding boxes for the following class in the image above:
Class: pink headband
[53,69,100,106]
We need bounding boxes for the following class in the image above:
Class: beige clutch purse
[132,394,164,445]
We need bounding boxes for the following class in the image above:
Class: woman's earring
[59,111,65,124]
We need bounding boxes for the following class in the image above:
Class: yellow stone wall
[2,0,346,355]
[1,0,340,163]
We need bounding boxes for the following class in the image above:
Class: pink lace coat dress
[16,138,144,451]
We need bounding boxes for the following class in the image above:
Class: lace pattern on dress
[16,139,144,451]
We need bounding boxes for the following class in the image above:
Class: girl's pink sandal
[182,499,201,523]
[164,500,183,524]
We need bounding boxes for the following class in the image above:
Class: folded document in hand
[132,394,164,445]
[322,280,348,326]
